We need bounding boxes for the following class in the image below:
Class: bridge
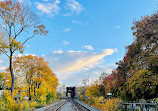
[66,87,76,99]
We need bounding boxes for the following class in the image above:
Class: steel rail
[36,99,99,111]
[35,100,67,111]
[69,99,79,111]
[72,100,91,111]
[54,101,67,111]
[73,99,99,111]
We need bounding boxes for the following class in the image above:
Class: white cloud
[63,28,71,32]
[0,59,3,63]
[53,50,63,54]
[0,0,6,2]
[42,0,49,1]
[65,0,84,15]
[72,20,83,25]
[18,0,24,3]
[114,48,118,52]
[25,44,30,48]
[46,49,116,74]
[13,54,36,59]
[46,57,116,86]
[0,57,8,72]
[0,67,7,71]
[18,0,32,6]
[63,41,70,45]
[17,54,23,57]
[84,45,94,50]
[36,1,60,16]
[114,25,121,29]
[25,54,36,56]
[117,58,122,61]
[54,0,60,4]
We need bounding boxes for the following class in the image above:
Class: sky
[0,0,158,86]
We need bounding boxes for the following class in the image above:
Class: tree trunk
[29,87,31,100]
[34,86,36,96]
[10,53,15,95]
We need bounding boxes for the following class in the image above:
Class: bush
[30,101,37,107]
[0,92,26,111]
[82,97,123,111]
[35,104,44,108]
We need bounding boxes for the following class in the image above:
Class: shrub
[82,97,123,111]
[30,101,37,107]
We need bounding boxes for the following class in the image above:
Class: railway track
[36,99,99,111]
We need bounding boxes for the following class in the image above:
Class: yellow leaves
[1,90,28,110]
[30,101,37,107]
[83,97,123,111]
[0,1,22,23]
[12,55,59,100]
[40,96,46,103]
[0,1,48,57]
[9,38,23,53]
[128,69,158,98]
[85,82,100,98]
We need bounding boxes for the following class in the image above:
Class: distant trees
[0,1,48,95]
[58,84,66,98]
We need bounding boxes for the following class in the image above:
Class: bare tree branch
[22,34,35,45]
[14,27,24,39]
[0,24,9,34]
[0,49,9,57]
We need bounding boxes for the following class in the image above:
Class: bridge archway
[66,87,75,99]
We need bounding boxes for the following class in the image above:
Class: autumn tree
[97,12,158,101]
[98,72,108,84]
[85,81,100,98]
[0,1,48,95]
[12,55,59,100]
[128,70,158,100]
[0,72,7,89]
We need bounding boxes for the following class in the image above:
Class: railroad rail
[72,99,99,111]
[35,100,67,111]
[35,99,99,111]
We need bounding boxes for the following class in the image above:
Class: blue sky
[0,0,158,86]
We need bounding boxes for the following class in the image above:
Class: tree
[85,81,100,97]
[58,84,66,98]
[99,72,108,84]
[0,72,7,89]
[0,1,48,95]
[12,55,59,100]
[128,70,158,99]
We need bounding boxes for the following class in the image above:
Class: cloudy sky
[0,0,158,86]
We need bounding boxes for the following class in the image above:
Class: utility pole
[87,71,89,86]
[109,92,111,111]
[107,84,112,111]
